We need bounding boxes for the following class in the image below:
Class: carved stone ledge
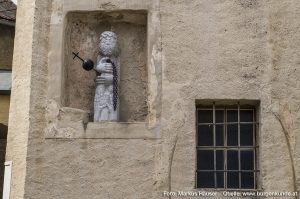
[45,121,160,139]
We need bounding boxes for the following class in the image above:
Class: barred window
[196,103,258,189]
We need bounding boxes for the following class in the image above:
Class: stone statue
[94,31,120,122]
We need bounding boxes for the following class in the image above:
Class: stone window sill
[45,122,160,139]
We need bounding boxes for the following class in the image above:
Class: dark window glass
[216,110,224,123]
[240,124,253,146]
[198,125,213,146]
[241,150,254,170]
[197,150,214,170]
[196,106,257,190]
[216,150,224,170]
[216,172,224,188]
[216,125,224,146]
[227,110,238,122]
[227,150,238,170]
[240,110,253,122]
[197,172,214,188]
[241,172,254,189]
[227,124,238,146]
[198,110,213,123]
[227,172,239,188]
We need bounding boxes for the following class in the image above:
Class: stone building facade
[5,0,300,198]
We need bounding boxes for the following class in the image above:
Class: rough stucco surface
[155,0,300,198]
[6,0,160,199]
[5,0,38,197]
[5,0,300,199]
[0,24,14,70]
[39,140,156,199]
[65,12,148,122]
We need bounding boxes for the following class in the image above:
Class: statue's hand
[95,57,113,74]
[96,74,113,84]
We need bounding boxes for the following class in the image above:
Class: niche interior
[63,11,148,122]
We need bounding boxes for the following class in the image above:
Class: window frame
[0,69,12,95]
[195,102,259,190]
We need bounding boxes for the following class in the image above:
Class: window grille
[196,103,258,189]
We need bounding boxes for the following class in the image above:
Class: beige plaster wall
[155,0,300,198]
[5,0,40,197]
[7,0,161,199]
[5,0,300,199]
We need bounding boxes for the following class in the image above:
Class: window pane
[241,172,254,189]
[216,150,224,170]
[241,150,254,170]
[198,110,213,123]
[216,125,224,146]
[240,124,253,146]
[227,172,239,188]
[227,124,238,146]
[216,110,224,123]
[227,110,238,122]
[197,150,214,170]
[198,125,213,146]
[240,110,254,122]
[227,150,238,170]
[197,172,214,188]
[216,171,224,188]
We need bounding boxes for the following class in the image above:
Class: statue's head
[99,31,118,56]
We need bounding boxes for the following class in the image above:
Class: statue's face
[99,31,118,56]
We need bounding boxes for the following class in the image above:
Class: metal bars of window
[196,103,258,190]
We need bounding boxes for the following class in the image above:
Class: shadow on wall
[0,123,7,198]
